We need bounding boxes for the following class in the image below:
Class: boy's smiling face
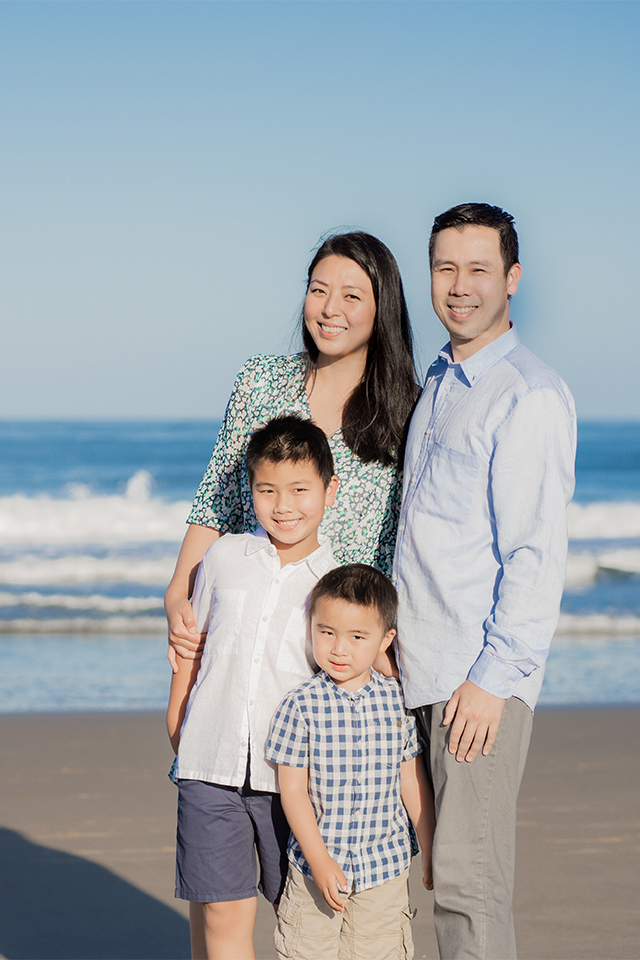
[311,596,396,691]
[251,458,338,565]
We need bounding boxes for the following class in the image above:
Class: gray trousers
[414,697,533,960]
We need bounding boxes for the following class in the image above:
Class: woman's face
[304,255,376,364]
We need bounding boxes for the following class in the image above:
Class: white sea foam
[564,553,600,587]
[0,556,176,585]
[565,548,640,586]
[0,472,190,545]
[568,501,640,539]
[555,613,640,636]
[0,592,163,612]
[0,616,166,634]
[597,549,640,574]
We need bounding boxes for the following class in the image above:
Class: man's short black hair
[309,563,398,633]
[429,202,519,275]
[246,415,334,487]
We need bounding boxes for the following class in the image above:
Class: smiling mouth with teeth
[318,323,346,333]
[449,306,477,316]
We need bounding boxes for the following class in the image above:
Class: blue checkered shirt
[266,670,422,892]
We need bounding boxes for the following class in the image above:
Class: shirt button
[444,385,451,392]
[274,579,280,585]
[507,680,513,688]
[249,700,254,706]
[262,616,268,622]
[426,429,432,436]
[241,740,247,748]
[410,477,417,484]
[254,657,260,664]
[392,576,397,585]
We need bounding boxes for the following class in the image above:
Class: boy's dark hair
[309,563,398,633]
[246,415,334,487]
[428,203,519,275]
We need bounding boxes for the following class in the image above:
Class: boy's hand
[421,847,433,891]
[310,855,348,913]
[166,598,206,673]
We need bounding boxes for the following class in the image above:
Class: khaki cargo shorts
[274,865,414,960]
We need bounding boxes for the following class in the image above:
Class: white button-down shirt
[394,327,576,710]
[175,528,336,792]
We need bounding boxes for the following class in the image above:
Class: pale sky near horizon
[1,1,639,421]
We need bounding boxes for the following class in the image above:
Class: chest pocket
[414,440,481,524]
[276,607,312,678]
[372,715,404,769]
[206,588,245,656]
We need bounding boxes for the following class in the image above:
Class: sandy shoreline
[1,707,638,960]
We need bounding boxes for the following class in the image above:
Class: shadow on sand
[0,827,190,959]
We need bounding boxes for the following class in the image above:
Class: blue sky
[1,1,638,419]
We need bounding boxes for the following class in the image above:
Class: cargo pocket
[400,904,416,959]
[274,894,302,959]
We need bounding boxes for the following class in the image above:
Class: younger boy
[267,564,435,960]
[167,416,338,960]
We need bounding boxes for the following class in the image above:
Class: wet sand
[1,707,638,959]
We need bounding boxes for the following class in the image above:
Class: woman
[165,231,419,658]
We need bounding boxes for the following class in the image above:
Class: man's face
[430,225,521,360]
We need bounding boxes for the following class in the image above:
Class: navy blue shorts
[175,774,290,904]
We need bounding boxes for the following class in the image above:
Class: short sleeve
[266,695,310,768]
[187,359,258,532]
[190,553,214,633]
[401,709,423,762]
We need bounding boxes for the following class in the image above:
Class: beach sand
[1,707,638,960]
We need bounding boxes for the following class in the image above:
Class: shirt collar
[319,669,380,700]
[437,325,520,387]
[245,527,334,576]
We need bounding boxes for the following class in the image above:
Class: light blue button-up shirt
[394,327,576,710]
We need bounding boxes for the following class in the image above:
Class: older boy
[267,564,434,960]
[167,416,339,960]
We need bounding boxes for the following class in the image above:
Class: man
[393,203,576,959]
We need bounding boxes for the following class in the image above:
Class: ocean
[1,420,639,713]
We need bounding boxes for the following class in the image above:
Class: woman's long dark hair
[302,232,419,466]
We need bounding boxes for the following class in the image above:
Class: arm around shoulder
[164,524,221,670]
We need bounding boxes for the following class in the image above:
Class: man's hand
[166,598,206,673]
[443,680,506,762]
[310,855,348,913]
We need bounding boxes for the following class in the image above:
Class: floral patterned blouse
[188,354,402,577]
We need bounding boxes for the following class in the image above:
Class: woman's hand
[166,597,206,672]
[164,524,222,673]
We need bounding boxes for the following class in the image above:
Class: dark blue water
[0,420,221,500]
[1,419,638,503]
[574,421,640,502]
